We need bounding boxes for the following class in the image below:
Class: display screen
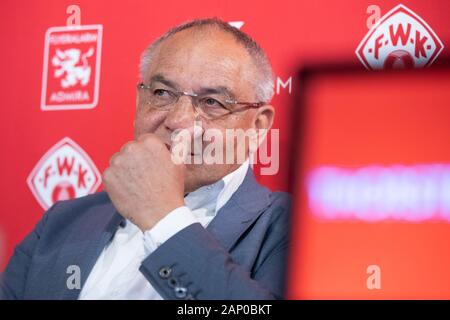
[287,66,450,299]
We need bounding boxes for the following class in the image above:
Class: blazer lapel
[49,200,124,300]
[206,168,271,251]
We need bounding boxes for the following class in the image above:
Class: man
[1,18,290,300]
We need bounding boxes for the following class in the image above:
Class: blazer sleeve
[138,194,290,300]
[0,203,59,300]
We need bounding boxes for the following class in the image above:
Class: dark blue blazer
[1,169,291,300]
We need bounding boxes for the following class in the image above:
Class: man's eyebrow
[148,74,180,89]
[197,86,236,100]
[149,74,237,99]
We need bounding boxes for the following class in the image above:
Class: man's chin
[183,164,219,193]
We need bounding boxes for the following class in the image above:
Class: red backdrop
[1,0,449,296]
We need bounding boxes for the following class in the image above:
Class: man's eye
[153,89,169,97]
[201,97,224,108]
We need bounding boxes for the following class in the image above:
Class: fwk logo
[27,137,101,210]
[356,4,444,69]
[41,25,103,110]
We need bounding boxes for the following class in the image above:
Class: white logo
[41,25,102,110]
[52,47,94,88]
[356,4,444,69]
[27,137,101,210]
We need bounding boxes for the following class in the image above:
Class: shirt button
[174,286,188,299]
[158,267,172,279]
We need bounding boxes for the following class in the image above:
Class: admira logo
[356,4,444,70]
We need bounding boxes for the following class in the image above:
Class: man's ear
[248,105,275,154]
[253,104,275,131]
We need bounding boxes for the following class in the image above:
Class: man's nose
[163,96,198,131]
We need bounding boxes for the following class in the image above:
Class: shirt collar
[184,159,250,215]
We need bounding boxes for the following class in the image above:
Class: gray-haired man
[1,18,290,300]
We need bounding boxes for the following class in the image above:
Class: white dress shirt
[79,160,249,300]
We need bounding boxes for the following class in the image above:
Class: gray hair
[139,18,274,103]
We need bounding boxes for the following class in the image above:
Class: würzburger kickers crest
[27,137,101,210]
[356,4,444,70]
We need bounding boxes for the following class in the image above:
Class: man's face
[134,27,266,192]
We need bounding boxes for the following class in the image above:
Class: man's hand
[102,133,185,232]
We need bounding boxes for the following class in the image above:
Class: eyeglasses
[137,83,266,120]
